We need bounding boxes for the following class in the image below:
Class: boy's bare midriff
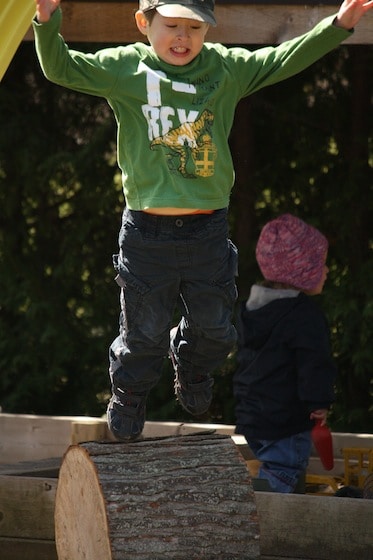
[143,207,214,215]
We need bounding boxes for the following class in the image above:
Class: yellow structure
[343,447,373,487]
[0,0,35,81]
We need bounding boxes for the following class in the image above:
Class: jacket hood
[238,285,300,349]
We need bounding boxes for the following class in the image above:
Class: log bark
[54,433,260,560]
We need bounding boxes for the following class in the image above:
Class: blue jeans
[109,208,238,395]
[246,431,312,493]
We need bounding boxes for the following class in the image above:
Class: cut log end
[55,446,112,560]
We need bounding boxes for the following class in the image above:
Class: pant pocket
[211,239,238,306]
[113,256,150,333]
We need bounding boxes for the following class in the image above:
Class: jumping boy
[33,0,372,440]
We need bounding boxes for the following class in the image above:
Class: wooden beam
[24,2,373,44]
[0,413,107,463]
[0,538,58,560]
[1,458,371,560]
[256,492,373,559]
[0,475,57,539]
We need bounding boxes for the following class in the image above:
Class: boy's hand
[35,0,61,23]
[335,0,373,29]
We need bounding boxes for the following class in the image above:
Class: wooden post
[54,433,260,560]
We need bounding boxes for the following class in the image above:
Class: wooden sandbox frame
[0,414,372,560]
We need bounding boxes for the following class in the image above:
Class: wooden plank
[0,415,239,463]
[142,420,236,438]
[23,2,373,44]
[329,432,373,457]
[71,419,108,444]
[0,538,57,560]
[256,492,373,560]
[0,414,108,463]
[2,413,372,466]
[0,456,61,477]
[0,476,57,540]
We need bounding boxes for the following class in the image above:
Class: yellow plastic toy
[0,0,35,81]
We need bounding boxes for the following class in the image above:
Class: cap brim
[156,4,216,26]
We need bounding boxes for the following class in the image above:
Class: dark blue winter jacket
[233,287,336,440]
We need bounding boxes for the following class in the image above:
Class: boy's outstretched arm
[335,0,373,29]
[35,0,61,23]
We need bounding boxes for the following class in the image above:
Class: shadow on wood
[54,433,260,560]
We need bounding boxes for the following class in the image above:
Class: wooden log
[54,433,260,560]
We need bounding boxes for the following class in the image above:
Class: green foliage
[0,43,371,432]
[229,45,373,433]
[0,44,120,415]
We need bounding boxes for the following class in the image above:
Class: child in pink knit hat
[233,214,336,493]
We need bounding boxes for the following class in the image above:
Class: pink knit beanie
[256,214,328,291]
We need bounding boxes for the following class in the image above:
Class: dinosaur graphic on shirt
[150,109,217,178]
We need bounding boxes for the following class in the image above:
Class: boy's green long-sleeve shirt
[33,9,351,210]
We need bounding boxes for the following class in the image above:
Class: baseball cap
[139,0,217,26]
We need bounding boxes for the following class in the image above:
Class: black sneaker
[169,336,213,415]
[107,385,148,441]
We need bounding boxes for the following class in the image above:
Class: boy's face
[135,11,209,66]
